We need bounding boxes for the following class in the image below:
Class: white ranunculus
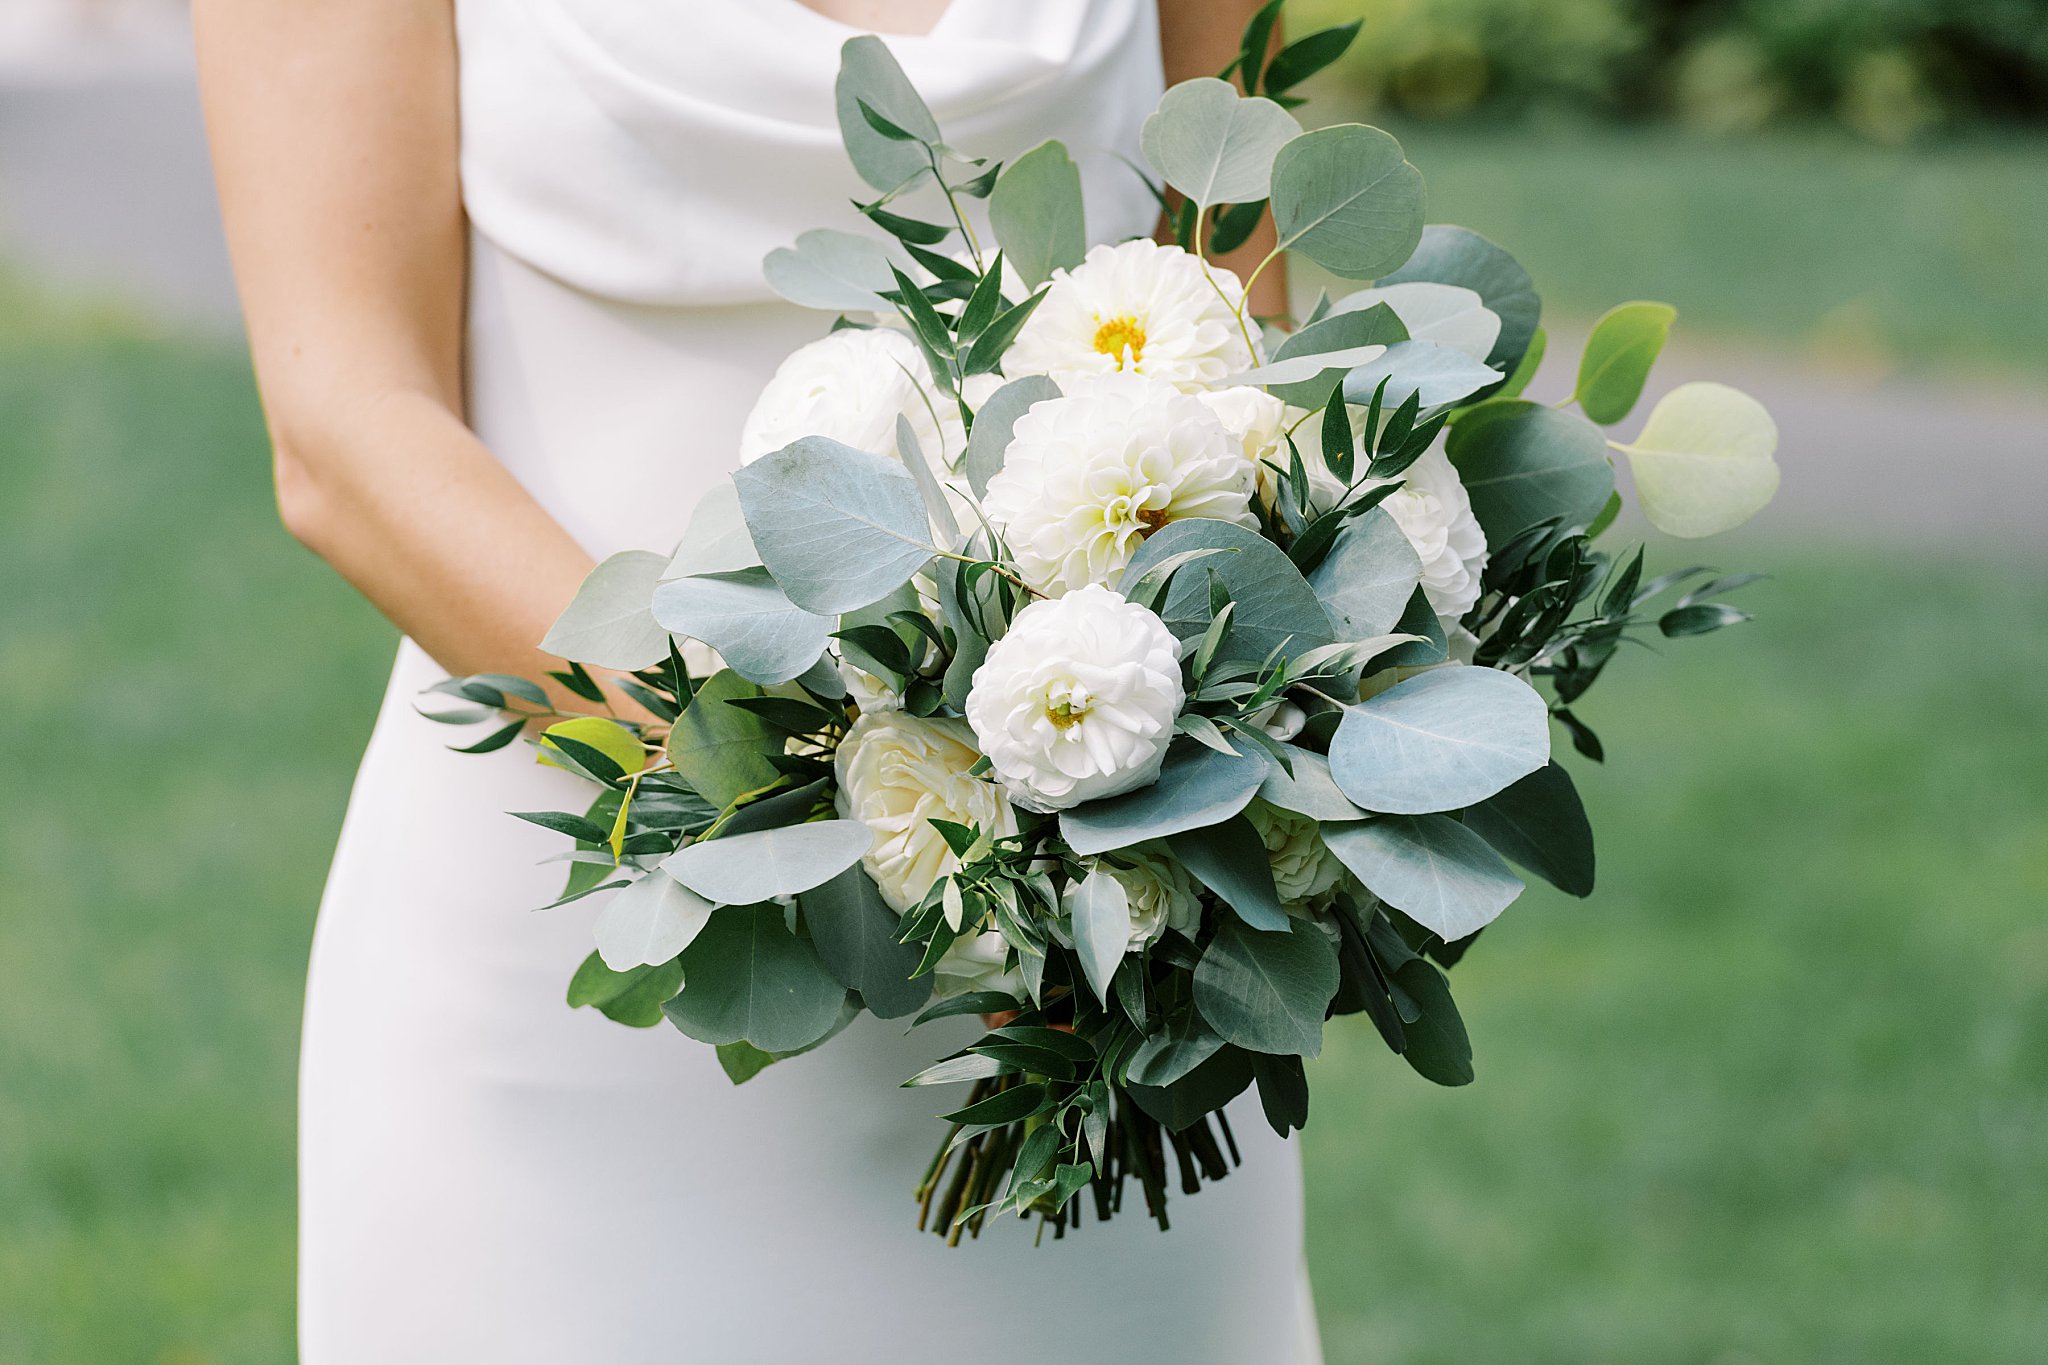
[1367,444,1490,626]
[981,372,1256,596]
[932,930,1021,999]
[1004,239,1258,392]
[739,326,991,471]
[1070,845,1203,947]
[833,712,1017,914]
[964,584,1185,813]
[1244,799,1348,910]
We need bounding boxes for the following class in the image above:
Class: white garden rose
[739,326,992,471]
[1368,444,1490,626]
[932,930,1021,999]
[837,656,902,716]
[1244,799,1348,910]
[964,584,1184,813]
[1004,239,1258,391]
[833,712,1017,914]
[1068,846,1202,947]
[981,372,1256,596]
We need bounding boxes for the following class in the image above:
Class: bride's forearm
[271,386,594,685]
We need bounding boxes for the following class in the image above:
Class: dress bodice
[456,0,1166,306]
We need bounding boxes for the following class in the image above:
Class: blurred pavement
[2,39,2042,543]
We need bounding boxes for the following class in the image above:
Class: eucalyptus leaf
[834,35,941,193]
[539,550,669,671]
[988,141,1086,288]
[761,228,899,312]
[1060,738,1269,856]
[1126,1048,1255,1132]
[734,436,935,614]
[1269,124,1425,280]
[800,866,930,1018]
[1126,1008,1227,1087]
[961,375,1058,497]
[1575,301,1677,425]
[663,820,873,903]
[1462,760,1595,897]
[1307,506,1423,642]
[1445,400,1616,548]
[663,481,761,580]
[1120,518,1333,665]
[1341,340,1504,411]
[1256,745,1367,822]
[650,568,830,685]
[1323,815,1523,943]
[1259,301,1407,407]
[1070,867,1132,1005]
[593,870,717,972]
[1379,225,1541,374]
[1193,918,1339,1057]
[566,952,683,1028]
[1329,666,1550,814]
[1249,1051,1309,1137]
[1613,382,1780,538]
[666,669,781,806]
[1332,282,1501,364]
[1394,957,1474,1085]
[1169,817,1292,932]
[663,905,851,1053]
[1139,76,1301,208]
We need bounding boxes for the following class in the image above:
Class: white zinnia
[1068,846,1202,948]
[1004,239,1258,392]
[1244,799,1348,910]
[982,372,1256,596]
[1366,444,1490,625]
[739,326,985,470]
[833,712,1017,914]
[964,584,1184,813]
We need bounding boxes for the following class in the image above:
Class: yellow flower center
[1091,314,1147,368]
[1046,693,1092,730]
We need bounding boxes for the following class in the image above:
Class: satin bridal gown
[298,2,1321,1360]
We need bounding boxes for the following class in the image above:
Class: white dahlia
[981,372,1256,596]
[1366,444,1490,625]
[964,584,1184,813]
[739,326,990,471]
[833,712,1017,914]
[1004,239,1258,391]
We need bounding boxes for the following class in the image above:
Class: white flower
[833,712,1017,914]
[1368,445,1490,625]
[1069,846,1203,948]
[1004,239,1258,392]
[837,657,902,716]
[1194,384,1296,510]
[932,930,1021,999]
[1244,799,1348,910]
[982,372,1256,596]
[1251,698,1307,741]
[964,584,1184,813]
[739,326,987,470]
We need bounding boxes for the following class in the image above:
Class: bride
[196,1,1315,1359]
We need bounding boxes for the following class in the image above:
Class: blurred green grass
[4,228,2043,1360]
[1313,122,2048,379]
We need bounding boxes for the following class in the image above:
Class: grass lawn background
[4,128,2042,1362]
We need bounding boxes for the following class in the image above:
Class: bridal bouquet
[427,5,1780,1242]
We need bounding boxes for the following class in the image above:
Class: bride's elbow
[270,438,338,557]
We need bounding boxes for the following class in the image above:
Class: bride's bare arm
[1156,0,1288,318]
[194,0,597,689]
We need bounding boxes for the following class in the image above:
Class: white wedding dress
[298,2,1320,1359]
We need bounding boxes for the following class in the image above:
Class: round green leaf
[1615,382,1780,539]
[1059,738,1268,856]
[1270,124,1425,280]
[650,568,831,685]
[1575,301,1677,425]
[1332,281,1500,363]
[539,550,669,671]
[662,904,850,1053]
[799,866,929,1019]
[833,35,941,193]
[1462,760,1595,897]
[989,141,1086,288]
[1140,76,1302,209]
[762,228,899,313]
[1307,506,1422,643]
[1069,867,1132,1005]
[664,669,780,808]
[1120,518,1333,665]
[1193,918,1340,1058]
[1321,814,1523,943]
[1378,225,1540,375]
[962,375,1059,498]
[733,436,935,615]
[593,870,716,972]
[1328,666,1550,814]
[1445,400,1616,547]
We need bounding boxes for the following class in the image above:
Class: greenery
[4,305,2041,1358]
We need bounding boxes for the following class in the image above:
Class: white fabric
[299,3,1322,1360]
